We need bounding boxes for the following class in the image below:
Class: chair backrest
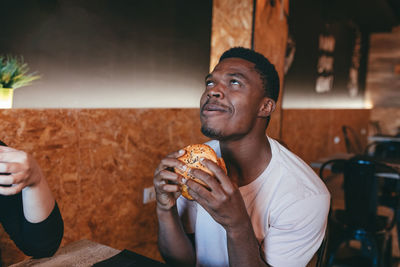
[342,156,378,230]
[365,141,400,159]
[342,126,363,154]
[369,121,382,136]
[319,159,346,182]
[320,156,381,231]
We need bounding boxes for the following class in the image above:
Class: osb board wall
[370,107,400,135]
[0,108,372,265]
[366,28,400,108]
[254,0,289,139]
[209,0,289,139]
[254,0,289,72]
[281,109,371,164]
[0,109,208,266]
[209,0,253,72]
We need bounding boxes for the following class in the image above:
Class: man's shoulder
[267,137,330,202]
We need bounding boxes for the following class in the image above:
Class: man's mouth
[201,102,230,113]
[201,101,231,116]
[203,104,226,112]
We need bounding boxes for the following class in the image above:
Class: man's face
[200,57,266,140]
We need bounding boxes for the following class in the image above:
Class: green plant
[0,55,40,89]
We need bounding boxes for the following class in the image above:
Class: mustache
[201,99,232,112]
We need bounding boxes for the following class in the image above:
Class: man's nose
[207,85,224,99]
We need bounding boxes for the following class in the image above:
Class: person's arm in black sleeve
[0,143,64,258]
[21,202,64,258]
[0,194,63,258]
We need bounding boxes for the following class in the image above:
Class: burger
[175,144,227,200]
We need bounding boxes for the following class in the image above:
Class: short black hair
[219,47,280,102]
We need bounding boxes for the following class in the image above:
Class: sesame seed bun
[175,144,227,200]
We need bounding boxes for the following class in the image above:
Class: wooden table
[10,239,120,267]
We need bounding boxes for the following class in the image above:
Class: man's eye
[230,79,240,86]
[206,80,214,87]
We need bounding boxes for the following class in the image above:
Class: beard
[201,125,224,139]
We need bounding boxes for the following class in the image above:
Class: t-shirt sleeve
[177,196,197,234]
[264,194,330,267]
[0,193,64,258]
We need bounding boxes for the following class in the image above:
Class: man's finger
[188,168,225,196]
[155,169,181,185]
[154,156,187,176]
[201,159,235,194]
[161,184,181,193]
[186,179,213,202]
[166,149,186,159]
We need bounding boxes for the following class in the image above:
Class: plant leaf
[0,55,40,89]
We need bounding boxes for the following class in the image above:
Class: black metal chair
[365,141,400,159]
[369,121,382,137]
[342,126,363,155]
[319,156,399,267]
[365,138,400,263]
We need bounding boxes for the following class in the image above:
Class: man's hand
[0,146,42,195]
[186,158,269,267]
[185,158,250,231]
[154,149,197,266]
[153,149,187,211]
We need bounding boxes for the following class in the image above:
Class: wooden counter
[10,240,119,267]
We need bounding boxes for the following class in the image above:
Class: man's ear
[258,98,276,118]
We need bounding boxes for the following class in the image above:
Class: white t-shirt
[177,137,330,267]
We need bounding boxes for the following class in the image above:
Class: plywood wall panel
[281,109,370,164]
[254,0,289,139]
[0,108,207,266]
[329,109,370,154]
[209,0,253,71]
[370,107,400,135]
[0,107,373,265]
[281,109,333,164]
[209,0,288,139]
[366,30,400,107]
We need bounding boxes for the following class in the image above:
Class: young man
[153,47,330,267]
[0,141,63,264]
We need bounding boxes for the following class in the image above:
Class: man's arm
[154,150,196,267]
[157,205,196,267]
[186,159,268,267]
[226,221,270,267]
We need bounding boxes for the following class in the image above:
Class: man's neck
[219,133,271,187]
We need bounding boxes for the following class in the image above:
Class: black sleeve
[0,193,64,258]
